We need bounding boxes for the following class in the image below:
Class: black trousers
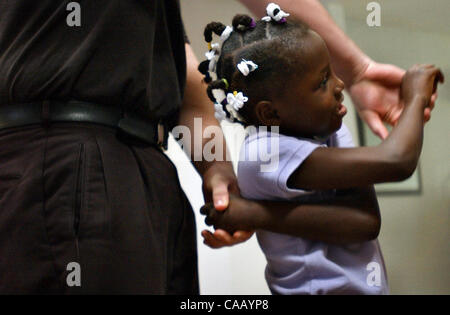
[0,122,198,294]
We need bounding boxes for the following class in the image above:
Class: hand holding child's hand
[201,198,245,234]
[348,61,440,140]
[349,61,406,139]
[201,162,254,248]
[201,195,254,248]
[401,64,444,108]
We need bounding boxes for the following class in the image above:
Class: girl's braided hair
[199,11,310,126]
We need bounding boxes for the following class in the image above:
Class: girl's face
[274,30,346,139]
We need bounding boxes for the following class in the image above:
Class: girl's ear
[255,101,281,126]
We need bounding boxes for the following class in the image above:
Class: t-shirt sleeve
[238,132,324,200]
[238,124,355,201]
[332,123,355,148]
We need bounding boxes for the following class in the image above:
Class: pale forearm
[179,44,232,176]
[178,103,230,175]
[240,0,370,86]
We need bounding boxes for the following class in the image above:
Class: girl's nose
[336,76,345,90]
[334,76,345,95]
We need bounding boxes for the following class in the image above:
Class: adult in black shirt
[0,0,240,294]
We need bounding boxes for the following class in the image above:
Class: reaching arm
[240,0,369,87]
[288,65,444,190]
[180,44,239,206]
[181,44,253,245]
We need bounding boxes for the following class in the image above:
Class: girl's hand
[200,195,255,248]
[401,64,444,107]
[201,162,254,248]
[200,196,249,234]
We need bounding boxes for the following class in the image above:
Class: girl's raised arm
[288,65,444,190]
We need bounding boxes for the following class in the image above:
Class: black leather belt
[0,99,169,150]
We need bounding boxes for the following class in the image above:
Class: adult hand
[201,229,254,249]
[348,61,437,139]
[201,162,254,248]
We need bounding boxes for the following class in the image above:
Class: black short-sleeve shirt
[0,0,187,127]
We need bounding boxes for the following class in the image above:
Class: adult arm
[239,0,437,139]
[240,0,368,86]
[180,44,253,244]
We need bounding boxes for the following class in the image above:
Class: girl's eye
[319,73,329,88]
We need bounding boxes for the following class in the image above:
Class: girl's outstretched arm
[202,185,380,245]
[288,65,444,190]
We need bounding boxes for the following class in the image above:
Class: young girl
[199,3,444,295]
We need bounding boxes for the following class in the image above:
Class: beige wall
[345,18,450,294]
[174,0,450,294]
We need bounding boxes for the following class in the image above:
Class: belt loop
[41,100,51,128]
